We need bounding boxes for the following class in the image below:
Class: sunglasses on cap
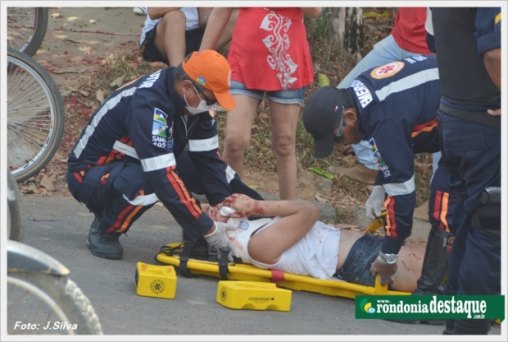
[188,79,217,106]
[334,106,345,143]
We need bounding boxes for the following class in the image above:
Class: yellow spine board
[156,243,410,299]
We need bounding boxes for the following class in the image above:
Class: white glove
[370,253,398,286]
[365,185,385,220]
[203,222,239,260]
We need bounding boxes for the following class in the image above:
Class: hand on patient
[223,194,264,217]
[203,222,240,261]
[370,252,398,286]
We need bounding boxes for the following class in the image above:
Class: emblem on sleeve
[370,61,405,79]
[152,108,169,148]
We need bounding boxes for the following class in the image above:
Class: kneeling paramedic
[67,50,261,260]
[303,55,458,298]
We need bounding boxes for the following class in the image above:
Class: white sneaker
[133,7,147,15]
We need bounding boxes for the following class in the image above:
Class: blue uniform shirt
[350,55,441,253]
[68,67,232,237]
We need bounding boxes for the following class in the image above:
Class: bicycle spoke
[7,48,64,181]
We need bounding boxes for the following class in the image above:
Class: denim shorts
[336,234,383,287]
[230,80,305,106]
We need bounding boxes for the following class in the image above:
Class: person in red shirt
[200,7,321,200]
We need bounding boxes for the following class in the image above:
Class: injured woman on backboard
[207,194,425,293]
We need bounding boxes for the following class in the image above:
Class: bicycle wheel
[7,7,49,56]
[7,171,24,242]
[7,48,65,182]
[7,273,103,335]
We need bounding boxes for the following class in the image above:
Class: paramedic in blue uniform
[430,8,501,335]
[303,55,457,293]
[67,50,261,260]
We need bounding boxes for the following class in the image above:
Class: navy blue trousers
[67,152,261,235]
[438,112,500,333]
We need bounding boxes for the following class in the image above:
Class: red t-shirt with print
[227,7,314,91]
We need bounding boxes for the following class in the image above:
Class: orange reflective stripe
[432,190,451,233]
[439,192,450,233]
[384,197,397,238]
[411,119,438,138]
[107,204,135,233]
[72,171,83,183]
[166,167,201,218]
[432,191,443,223]
[119,205,143,233]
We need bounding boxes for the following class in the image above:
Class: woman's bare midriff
[336,229,365,271]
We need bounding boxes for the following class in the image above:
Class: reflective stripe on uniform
[375,68,439,102]
[123,193,159,206]
[113,140,139,159]
[73,87,136,158]
[188,135,219,152]
[383,175,415,196]
[225,165,236,183]
[141,153,176,172]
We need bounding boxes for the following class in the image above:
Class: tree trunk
[326,7,364,61]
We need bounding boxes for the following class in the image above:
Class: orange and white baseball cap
[182,50,236,110]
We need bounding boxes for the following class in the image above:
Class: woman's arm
[147,7,180,20]
[224,194,320,264]
[199,8,234,50]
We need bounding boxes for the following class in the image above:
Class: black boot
[414,226,452,325]
[182,232,209,260]
[443,319,491,334]
[414,225,452,295]
[442,319,455,334]
[87,213,123,259]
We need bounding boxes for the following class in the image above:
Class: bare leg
[393,240,425,292]
[197,7,212,27]
[222,95,260,176]
[269,101,300,200]
[155,10,186,66]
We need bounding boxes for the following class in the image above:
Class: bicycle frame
[7,240,69,275]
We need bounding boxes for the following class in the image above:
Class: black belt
[439,103,500,129]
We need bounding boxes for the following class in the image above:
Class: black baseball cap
[303,86,353,158]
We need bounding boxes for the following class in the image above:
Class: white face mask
[184,85,216,116]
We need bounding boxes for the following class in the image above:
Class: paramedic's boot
[87,213,123,259]
[414,225,451,296]
[443,319,491,334]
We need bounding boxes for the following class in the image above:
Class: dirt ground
[36,7,143,91]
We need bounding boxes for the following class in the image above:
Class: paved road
[13,193,461,338]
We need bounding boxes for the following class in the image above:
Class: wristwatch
[379,251,398,264]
